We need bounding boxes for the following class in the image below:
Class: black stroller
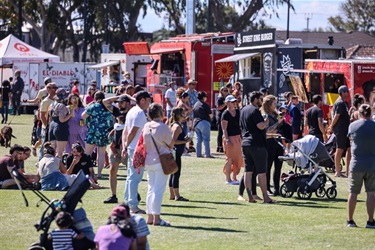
[12,169,96,250]
[278,135,337,200]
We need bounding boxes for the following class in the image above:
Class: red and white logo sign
[14,42,30,52]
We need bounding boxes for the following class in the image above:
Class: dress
[65,107,87,153]
[85,103,113,147]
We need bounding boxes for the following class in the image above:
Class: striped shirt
[50,228,77,250]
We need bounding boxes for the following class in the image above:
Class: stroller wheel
[325,187,337,199]
[297,183,312,199]
[315,185,326,198]
[280,183,294,198]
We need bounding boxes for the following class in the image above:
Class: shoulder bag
[150,130,178,175]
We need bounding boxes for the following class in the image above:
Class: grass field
[0,115,374,249]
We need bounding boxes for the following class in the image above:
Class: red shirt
[72,86,80,95]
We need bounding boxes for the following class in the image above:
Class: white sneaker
[182,152,191,156]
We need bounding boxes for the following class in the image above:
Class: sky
[138,0,345,33]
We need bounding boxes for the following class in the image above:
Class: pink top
[85,95,94,106]
[143,121,173,165]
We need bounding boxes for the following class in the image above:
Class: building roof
[346,45,375,59]
[275,31,375,50]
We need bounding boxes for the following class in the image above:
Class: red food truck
[145,33,236,108]
[305,59,375,106]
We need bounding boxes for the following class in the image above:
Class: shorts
[109,148,128,166]
[49,122,69,141]
[349,172,375,194]
[36,127,42,139]
[334,132,350,149]
[292,125,300,135]
[242,146,268,174]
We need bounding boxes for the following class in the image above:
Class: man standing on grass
[11,70,24,115]
[305,94,327,143]
[347,104,375,228]
[122,91,151,214]
[240,91,276,204]
[164,81,177,119]
[328,85,351,177]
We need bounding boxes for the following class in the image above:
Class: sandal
[32,147,37,157]
[263,199,277,204]
[248,199,257,203]
[154,219,171,227]
[175,196,189,201]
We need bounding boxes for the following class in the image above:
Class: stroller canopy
[291,135,331,168]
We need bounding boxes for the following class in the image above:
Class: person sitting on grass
[48,211,85,250]
[35,142,69,191]
[65,142,102,189]
[94,205,137,250]
[0,144,35,189]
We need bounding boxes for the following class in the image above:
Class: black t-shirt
[306,106,323,135]
[332,97,350,134]
[240,105,266,147]
[216,96,225,121]
[66,153,93,175]
[221,109,241,136]
[193,101,212,128]
[1,87,11,102]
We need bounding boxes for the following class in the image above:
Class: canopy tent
[0,34,60,67]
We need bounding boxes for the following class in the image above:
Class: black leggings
[217,120,223,148]
[239,172,259,196]
[169,153,182,188]
[266,139,284,191]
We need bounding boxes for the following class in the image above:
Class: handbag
[150,130,178,175]
[132,130,146,174]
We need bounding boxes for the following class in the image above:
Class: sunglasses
[71,97,79,101]
[222,89,228,92]
[48,86,58,89]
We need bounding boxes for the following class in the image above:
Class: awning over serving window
[215,53,259,63]
[87,60,120,69]
[123,42,150,55]
[150,47,185,54]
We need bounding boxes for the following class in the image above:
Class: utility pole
[18,0,22,40]
[82,0,88,62]
[305,13,313,32]
[286,0,290,39]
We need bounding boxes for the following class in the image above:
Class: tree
[148,0,293,34]
[328,0,375,34]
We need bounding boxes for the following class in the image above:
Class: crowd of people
[1,72,375,242]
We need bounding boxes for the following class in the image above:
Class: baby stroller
[12,169,96,250]
[278,135,337,200]
[319,133,346,172]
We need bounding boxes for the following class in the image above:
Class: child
[109,113,125,159]
[48,211,85,250]
[279,105,293,153]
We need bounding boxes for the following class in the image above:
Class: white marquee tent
[0,34,60,67]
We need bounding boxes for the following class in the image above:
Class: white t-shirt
[124,105,147,150]
[165,88,176,111]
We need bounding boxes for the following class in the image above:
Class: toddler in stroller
[278,135,337,200]
[12,169,96,250]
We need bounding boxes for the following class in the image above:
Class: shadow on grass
[162,213,237,220]
[171,225,247,233]
[276,199,345,209]
[189,200,246,206]
[162,204,216,210]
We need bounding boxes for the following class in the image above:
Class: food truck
[216,29,345,105]
[305,59,375,107]
[146,33,236,107]
[88,52,152,93]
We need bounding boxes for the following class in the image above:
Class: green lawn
[0,115,374,249]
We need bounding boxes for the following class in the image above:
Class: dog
[0,125,16,148]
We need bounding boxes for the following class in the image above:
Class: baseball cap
[187,79,197,85]
[44,77,52,85]
[135,91,151,102]
[338,85,349,94]
[260,87,269,94]
[279,104,288,110]
[116,95,131,103]
[124,72,130,76]
[111,205,127,218]
[225,95,237,103]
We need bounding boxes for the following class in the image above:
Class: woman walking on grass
[168,107,191,201]
[221,95,243,185]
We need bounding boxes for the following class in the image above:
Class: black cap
[116,95,131,102]
[135,91,151,102]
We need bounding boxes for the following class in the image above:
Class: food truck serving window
[239,55,261,79]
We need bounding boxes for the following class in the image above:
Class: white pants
[145,163,168,215]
